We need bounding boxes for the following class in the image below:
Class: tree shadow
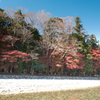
[0,75,100,80]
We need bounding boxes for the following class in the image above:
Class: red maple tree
[89,48,100,68]
[0,34,31,72]
[39,43,85,74]
[52,52,85,69]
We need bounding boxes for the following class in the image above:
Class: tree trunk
[10,67,12,73]
[4,68,8,73]
[30,68,34,75]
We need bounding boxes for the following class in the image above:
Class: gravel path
[0,75,100,95]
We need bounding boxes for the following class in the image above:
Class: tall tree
[74,17,85,35]
[39,17,83,75]
[0,8,32,73]
[87,34,98,48]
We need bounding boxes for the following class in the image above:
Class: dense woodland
[0,8,100,76]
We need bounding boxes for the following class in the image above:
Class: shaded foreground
[0,86,100,100]
[0,75,100,79]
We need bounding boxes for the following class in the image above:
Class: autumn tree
[0,7,99,76]
[0,8,33,73]
[89,48,100,68]
[0,32,31,73]
[39,17,67,74]
[39,16,85,75]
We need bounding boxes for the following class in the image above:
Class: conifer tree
[74,17,85,35]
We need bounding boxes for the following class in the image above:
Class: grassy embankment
[0,86,100,100]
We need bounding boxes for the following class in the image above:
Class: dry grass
[0,86,100,100]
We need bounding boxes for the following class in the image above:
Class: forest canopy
[0,8,100,76]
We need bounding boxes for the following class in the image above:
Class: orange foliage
[0,35,31,69]
[89,48,100,68]
[39,49,85,70]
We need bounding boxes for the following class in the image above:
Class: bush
[31,60,46,73]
